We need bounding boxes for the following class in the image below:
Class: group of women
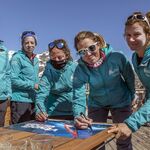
[0,11,150,150]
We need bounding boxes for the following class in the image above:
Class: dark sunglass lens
[136,15,145,20]
[78,50,86,56]
[29,31,35,35]
[22,31,28,36]
[57,42,64,49]
[49,42,55,49]
[88,45,96,52]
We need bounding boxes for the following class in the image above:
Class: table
[0,120,114,150]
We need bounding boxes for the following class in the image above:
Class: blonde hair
[74,31,106,51]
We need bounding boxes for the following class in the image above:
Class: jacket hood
[142,46,150,63]
[17,50,37,59]
[101,44,113,55]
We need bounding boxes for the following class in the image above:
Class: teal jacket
[35,60,85,116]
[10,50,39,103]
[124,46,150,132]
[0,42,12,100]
[73,44,135,117]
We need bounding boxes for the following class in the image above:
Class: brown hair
[125,11,150,46]
[49,39,73,61]
[74,31,106,51]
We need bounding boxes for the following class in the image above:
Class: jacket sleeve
[72,66,87,117]
[35,60,40,84]
[6,53,12,98]
[35,71,51,114]
[11,56,35,90]
[124,98,150,132]
[120,54,135,100]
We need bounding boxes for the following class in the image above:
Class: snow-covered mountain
[8,50,144,89]
[8,50,15,60]
[36,51,50,77]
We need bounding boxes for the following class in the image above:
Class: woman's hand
[74,116,92,129]
[34,84,39,90]
[35,112,48,122]
[108,123,132,140]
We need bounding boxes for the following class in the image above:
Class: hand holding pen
[36,103,48,122]
[80,112,93,132]
[74,112,93,130]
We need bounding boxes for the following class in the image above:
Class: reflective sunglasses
[21,31,36,39]
[48,41,64,49]
[77,42,97,57]
[127,14,150,27]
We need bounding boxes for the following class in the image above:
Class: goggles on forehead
[21,31,36,41]
[48,41,65,50]
[127,14,150,27]
[77,42,97,57]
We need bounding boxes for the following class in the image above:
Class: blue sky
[0,0,150,60]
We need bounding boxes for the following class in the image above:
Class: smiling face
[125,22,147,56]
[22,36,36,55]
[77,38,101,64]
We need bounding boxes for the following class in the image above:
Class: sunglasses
[127,14,150,27]
[77,42,97,57]
[48,41,64,50]
[21,31,36,39]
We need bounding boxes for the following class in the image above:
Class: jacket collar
[18,50,38,64]
[132,46,150,67]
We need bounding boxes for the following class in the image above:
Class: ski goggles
[77,42,97,57]
[48,41,65,50]
[21,31,36,39]
[127,14,150,27]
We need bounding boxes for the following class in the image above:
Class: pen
[97,136,115,149]
[37,103,48,120]
[80,112,93,132]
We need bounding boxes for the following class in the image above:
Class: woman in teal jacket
[35,39,83,121]
[73,31,135,150]
[108,12,150,139]
[0,40,11,126]
[10,31,39,124]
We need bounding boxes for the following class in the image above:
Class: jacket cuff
[124,118,139,132]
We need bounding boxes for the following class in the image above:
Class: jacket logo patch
[144,68,150,77]
[109,68,119,76]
